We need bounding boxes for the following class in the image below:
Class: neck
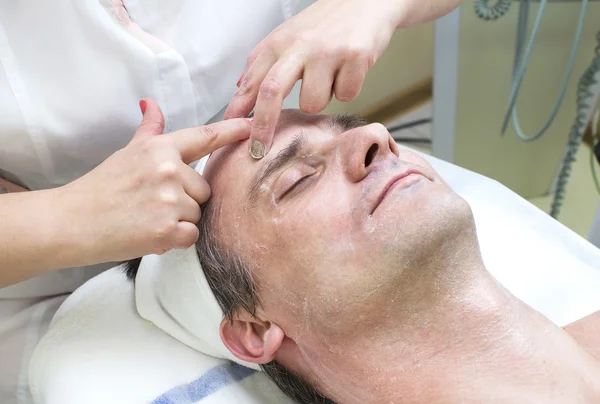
[295,264,600,403]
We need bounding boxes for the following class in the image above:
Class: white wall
[325,23,434,115]
[281,1,435,115]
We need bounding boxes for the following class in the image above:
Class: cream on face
[203,110,469,347]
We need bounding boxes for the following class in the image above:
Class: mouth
[371,169,427,214]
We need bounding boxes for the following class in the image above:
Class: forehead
[203,110,363,193]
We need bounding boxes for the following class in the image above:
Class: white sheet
[29,268,292,404]
[29,151,600,404]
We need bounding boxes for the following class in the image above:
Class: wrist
[386,0,411,29]
[47,184,98,268]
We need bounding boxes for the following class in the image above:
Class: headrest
[135,156,260,371]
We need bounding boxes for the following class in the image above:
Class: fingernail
[237,75,244,87]
[250,140,265,159]
[139,100,147,115]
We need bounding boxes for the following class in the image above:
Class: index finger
[169,118,252,164]
[250,55,304,158]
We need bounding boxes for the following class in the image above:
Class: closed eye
[279,174,313,201]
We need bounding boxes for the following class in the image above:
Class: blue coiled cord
[502,0,589,142]
[476,0,588,142]
[550,33,600,217]
[474,0,599,218]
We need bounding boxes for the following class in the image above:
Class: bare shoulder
[564,310,600,361]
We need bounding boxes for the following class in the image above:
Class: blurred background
[292,0,600,242]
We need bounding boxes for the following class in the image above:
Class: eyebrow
[246,114,369,206]
[326,113,369,133]
[247,132,308,206]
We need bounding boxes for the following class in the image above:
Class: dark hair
[124,196,334,404]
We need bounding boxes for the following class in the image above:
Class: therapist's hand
[61,98,251,263]
[224,0,461,158]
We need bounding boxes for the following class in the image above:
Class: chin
[363,191,476,304]
[377,185,475,265]
[420,186,475,238]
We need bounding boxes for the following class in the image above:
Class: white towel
[134,156,259,370]
[30,268,292,404]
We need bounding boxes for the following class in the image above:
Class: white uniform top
[0,0,302,402]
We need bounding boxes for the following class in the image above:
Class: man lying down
[125,110,600,403]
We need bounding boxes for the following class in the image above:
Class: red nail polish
[237,75,244,87]
[139,100,147,115]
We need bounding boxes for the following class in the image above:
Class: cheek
[279,189,357,255]
[258,190,362,286]
[397,150,433,169]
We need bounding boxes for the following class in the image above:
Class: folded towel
[135,156,259,370]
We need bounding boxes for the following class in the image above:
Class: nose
[338,123,396,182]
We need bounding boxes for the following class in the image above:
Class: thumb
[132,98,165,142]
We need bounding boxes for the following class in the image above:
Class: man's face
[204,110,473,347]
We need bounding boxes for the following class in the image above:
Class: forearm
[0,188,92,288]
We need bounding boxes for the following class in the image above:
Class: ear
[220,313,285,365]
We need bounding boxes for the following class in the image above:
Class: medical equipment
[595,116,600,165]
[586,104,600,195]
[387,118,433,145]
[474,0,600,218]
[30,148,600,404]
[552,38,600,215]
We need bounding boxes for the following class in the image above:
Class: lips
[371,169,426,214]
